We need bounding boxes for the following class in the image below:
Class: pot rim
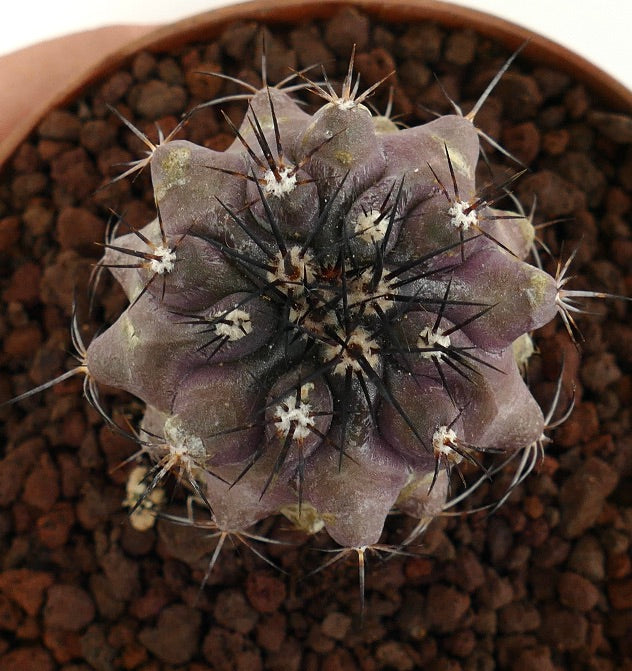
[2,0,631,170]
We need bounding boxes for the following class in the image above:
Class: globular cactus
[3,51,620,577]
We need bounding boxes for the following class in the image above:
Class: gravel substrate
[1,6,631,670]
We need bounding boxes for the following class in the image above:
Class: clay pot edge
[1,0,630,171]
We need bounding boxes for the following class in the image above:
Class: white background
[1,0,631,91]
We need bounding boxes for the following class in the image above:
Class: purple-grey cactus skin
[85,73,563,551]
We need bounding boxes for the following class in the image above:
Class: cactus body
[85,71,565,552]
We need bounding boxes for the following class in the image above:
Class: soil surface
[1,6,631,671]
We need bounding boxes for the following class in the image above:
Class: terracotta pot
[1,0,630,169]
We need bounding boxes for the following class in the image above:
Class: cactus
[3,49,626,585]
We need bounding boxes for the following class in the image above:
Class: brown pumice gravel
[1,6,631,670]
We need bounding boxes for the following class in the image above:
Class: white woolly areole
[354,209,388,244]
[324,327,380,376]
[417,326,451,359]
[214,308,252,342]
[348,270,395,313]
[149,245,176,274]
[330,100,371,115]
[268,246,316,289]
[432,425,461,462]
[448,201,478,231]
[263,166,297,197]
[337,99,357,110]
[163,417,206,463]
[274,384,315,440]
